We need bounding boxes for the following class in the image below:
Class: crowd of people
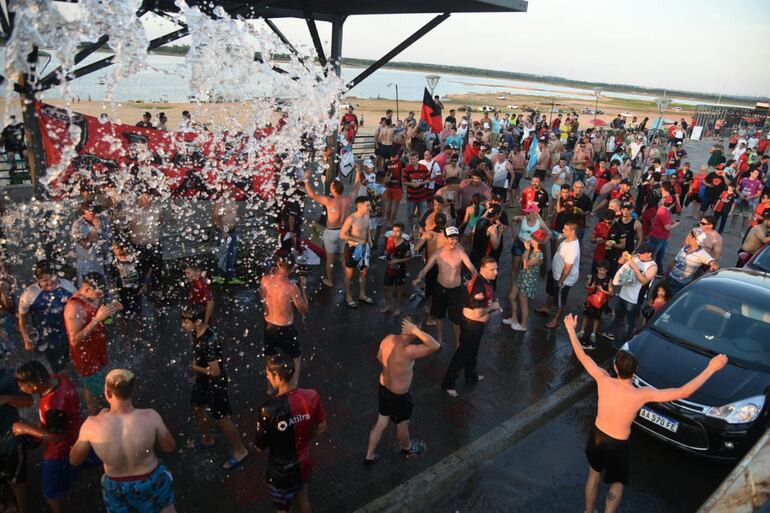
[0,105,768,513]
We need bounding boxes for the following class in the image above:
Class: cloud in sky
[60,0,770,97]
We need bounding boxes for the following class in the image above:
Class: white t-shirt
[617,257,657,304]
[551,239,580,287]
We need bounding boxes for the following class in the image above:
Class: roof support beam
[263,17,305,65]
[344,12,450,92]
[305,13,326,68]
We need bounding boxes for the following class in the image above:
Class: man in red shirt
[403,152,430,234]
[590,210,615,275]
[341,106,359,144]
[752,191,770,227]
[184,260,214,324]
[64,272,119,415]
[647,196,680,270]
[13,361,84,513]
[520,176,549,213]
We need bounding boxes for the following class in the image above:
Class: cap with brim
[363,159,374,169]
[444,226,460,238]
[532,228,547,243]
[637,242,654,255]
[523,202,540,214]
[621,201,633,210]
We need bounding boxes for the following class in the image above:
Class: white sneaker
[502,318,514,325]
[511,321,527,332]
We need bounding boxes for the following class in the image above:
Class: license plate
[639,407,679,433]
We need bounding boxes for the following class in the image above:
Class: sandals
[358,296,374,305]
[363,454,380,465]
[321,278,334,288]
[346,299,358,308]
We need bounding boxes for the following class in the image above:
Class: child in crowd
[712,183,737,234]
[184,260,214,325]
[110,242,147,349]
[380,223,411,316]
[590,210,615,275]
[577,260,613,348]
[649,281,671,313]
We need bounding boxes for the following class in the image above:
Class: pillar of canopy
[0,0,528,198]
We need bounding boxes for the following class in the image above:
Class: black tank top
[619,218,636,252]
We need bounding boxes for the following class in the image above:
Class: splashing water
[3,0,346,269]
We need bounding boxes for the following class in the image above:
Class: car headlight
[705,396,765,424]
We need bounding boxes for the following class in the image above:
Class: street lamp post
[425,74,441,96]
[386,82,399,121]
[655,97,672,140]
[593,87,602,127]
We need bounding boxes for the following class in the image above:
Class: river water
[5,53,729,107]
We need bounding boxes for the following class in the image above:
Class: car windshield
[749,247,770,273]
[651,282,770,370]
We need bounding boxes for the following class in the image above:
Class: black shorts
[118,288,142,316]
[264,321,301,359]
[546,274,571,308]
[0,445,28,485]
[430,283,462,323]
[583,304,604,320]
[585,425,630,485]
[190,377,232,420]
[384,268,406,287]
[492,186,508,198]
[344,243,369,270]
[378,384,413,424]
[511,171,523,190]
[379,144,393,158]
[424,266,439,299]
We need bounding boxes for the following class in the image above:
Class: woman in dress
[503,229,547,331]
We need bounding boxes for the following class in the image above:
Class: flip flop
[222,453,248,471]
[321,278,334,288]
[358,296,374,305]
[363,454,380,465]
[346,299,358,308]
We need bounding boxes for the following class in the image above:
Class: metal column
[327,16,345,187]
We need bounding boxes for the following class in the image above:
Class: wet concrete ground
[420,395,733,513]
[10,138,745,512]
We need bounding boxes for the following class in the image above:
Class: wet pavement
[419,395,733,513]
[9,138,744,512]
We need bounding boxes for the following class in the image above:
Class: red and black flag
[420,88,443,133]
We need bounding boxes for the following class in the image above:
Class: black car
[622,268,770,460]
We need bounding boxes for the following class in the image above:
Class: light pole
[593,87,602,127]
[655,97,672,139]
[425,74,441,96]
[386,82,399,121]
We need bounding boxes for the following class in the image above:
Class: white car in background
[506,104,518,110]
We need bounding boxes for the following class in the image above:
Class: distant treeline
[53,41,764,105]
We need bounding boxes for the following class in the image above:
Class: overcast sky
[63,0,770,98]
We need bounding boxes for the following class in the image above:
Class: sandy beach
[1,89,694,135]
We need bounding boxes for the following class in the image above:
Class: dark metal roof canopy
[0,0,527,197]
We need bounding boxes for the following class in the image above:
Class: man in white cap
[412,226,476,347]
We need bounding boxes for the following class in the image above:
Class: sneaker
[502,317,514,325]
[601,331,616,341]
[401,440,426,458]
[211,276,226,284]
[576,330,585,339]
[590,332,597,344]
[512,321,527,332]
[226,277,245,285]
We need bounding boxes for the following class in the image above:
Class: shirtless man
[259,253,308,392]
[571,141,591,184]
[364,316,440,463]
[69,369,177,513]
[304,168,360,288]
[412,226,476,346]
[340,196,372,308]
[564,314,727,513]
[376,118,396,171]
